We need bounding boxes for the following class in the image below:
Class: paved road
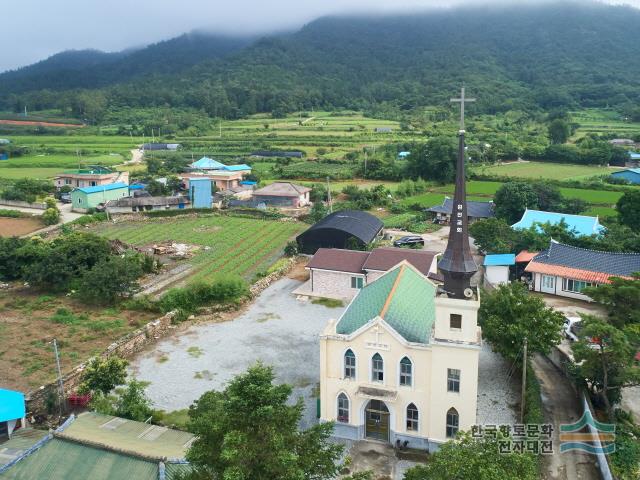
[532,354,600,480]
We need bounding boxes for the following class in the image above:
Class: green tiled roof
[0,438,158,480]
[336,263,436,343]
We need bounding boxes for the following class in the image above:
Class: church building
[319,87,481,451]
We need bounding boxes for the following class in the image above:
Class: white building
[319,261,481,451]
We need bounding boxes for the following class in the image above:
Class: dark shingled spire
[439,87,478,298]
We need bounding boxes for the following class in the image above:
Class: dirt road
[532,354,600,480]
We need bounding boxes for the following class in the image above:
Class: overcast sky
[1,0,638,73]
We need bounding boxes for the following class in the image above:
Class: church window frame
[446,408,459,438]
[447,368,460,393]
[406,403,419,432]
[344,349,356,380]
[449,313,462,330]
[337,393,350,423]
[399,356,412,386]
[371,353,384,383]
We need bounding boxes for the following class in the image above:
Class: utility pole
[52,339,65,417]
[520,338,528,423]
[364,150,367,178]
[326,176,332,214]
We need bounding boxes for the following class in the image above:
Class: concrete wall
[0,199,46,210]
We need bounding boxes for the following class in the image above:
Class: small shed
[0,388,26,439]
[483,254,515,285]
[296,210,384,254]
[611,168,640,185]
[189,178,213,209]
[71,182,129,212]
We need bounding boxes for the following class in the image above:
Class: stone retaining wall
[26,312,176,416]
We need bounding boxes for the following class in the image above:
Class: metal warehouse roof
[190,156,226,170]
[223,164,251,171]
[512,209,605,236]
[336,263,436,344]
[298,210,384,245]
[75,182,128,194]
[483,254,516,266]
[0,389,25,422]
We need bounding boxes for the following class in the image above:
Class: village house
[525,240,640,300]
[296,210,384,254]
[610,167,640,184]
[252,182,311,208]
[512,209,605,236]
[71,182,129,212]
[54,166,129,189]
[189,156,252,174]
[483,254,515,286]
[319,262,481,450]
[299,247,440,300]
[104,195,189,213]
[427,197,495,224]
[180,171,245,191]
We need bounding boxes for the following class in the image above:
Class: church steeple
[438,87,478,299]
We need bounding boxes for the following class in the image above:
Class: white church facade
[319,262,481,451]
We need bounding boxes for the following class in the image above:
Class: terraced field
[473,161,623,181]
[91,215,305,282]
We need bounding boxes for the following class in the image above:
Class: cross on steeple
[438,86,478,299]
[450,86,475,132]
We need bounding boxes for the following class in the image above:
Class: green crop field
[473,161,623,181]
[570,109,640,140]
[0,153,126,180]
[91,215,305,282]
[558,187,623,205]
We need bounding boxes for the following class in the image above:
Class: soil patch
[0,217,43,237]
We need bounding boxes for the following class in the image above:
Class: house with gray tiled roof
[525,240,640,300]
[426,197,494,224]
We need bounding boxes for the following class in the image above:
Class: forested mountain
[0,32,252,94]
[2,2,639,120]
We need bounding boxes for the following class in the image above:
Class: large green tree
[616,190,640,232]
[583,275,640,328]
[76,255,143,305]
[479,282,565,363]
[548,118,571,144]
[185,363,344,480]
[572,316,640,416]
[80,357,128,396]
[403,431,537,480]
[407,137,457,184]
[493,182,538,224]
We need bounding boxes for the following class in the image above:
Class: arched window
[399,357,412,386]
[337,393,349,423]
[446,408,459,438]
[406,403,419,431]
[372,353,384,382]
[344,349,356,379]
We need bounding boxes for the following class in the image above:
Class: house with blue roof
[319,261,481,451]
[483,254,515,285]
[189,156,226,170]
[71,182,129,212]
[610,167,640,185]
[512,209,605,236]
[0,388,26,439]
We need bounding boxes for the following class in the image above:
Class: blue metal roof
[128,184,145,190]
[512,209,605,236]
[0,388,25,422]
[223,164,251,171]
[76,182,128,194]
[612,167,640,175]
[190,157,226,169]
[240,181,257,185]
[398,151,411,158]
[484,254,516,266]
[628,152,640,160]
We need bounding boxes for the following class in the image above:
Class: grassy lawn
[473,161,623,181]
[91,215,305,283]
[559,187,623,205]
[0,291,156,391]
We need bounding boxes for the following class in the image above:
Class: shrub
[0,209,23,218]
[284,241,298,257]
[41,207,60,225]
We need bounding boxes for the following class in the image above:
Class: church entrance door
[365,399,390,442]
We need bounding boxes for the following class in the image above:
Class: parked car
[393,235,425,248]
[60,193,72,204]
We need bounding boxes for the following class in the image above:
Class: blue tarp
[484,254,516,266]
[0,389,25,422]
[240,181,257,186]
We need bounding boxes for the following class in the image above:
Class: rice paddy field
[473,161,623,181]
[571,109,640,140]
[91,215,305,282]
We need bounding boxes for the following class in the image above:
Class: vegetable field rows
[91,216,305,282]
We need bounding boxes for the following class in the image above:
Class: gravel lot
[130,277,346,428]
[131,276,517,431]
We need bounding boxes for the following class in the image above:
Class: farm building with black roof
[296,210,384,254]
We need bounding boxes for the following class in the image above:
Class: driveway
[130,277,346,428]
[532,354,600,480]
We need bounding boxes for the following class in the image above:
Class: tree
[583,275,640,328]
[493,182,538,224]
[76,256,143,305]
[469,218,517,253]
[479,282,565,363]
[616,190,640,232]
[572,315,640,416]
[113,380,154,421]
[532,182,563,212]
[42,207,60,225]
[548,118,571,144]
[403,431,537,480]
[407,137,457,184]
[185,363,344,480]
[80,357,128,395]
[309,201,328,223]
